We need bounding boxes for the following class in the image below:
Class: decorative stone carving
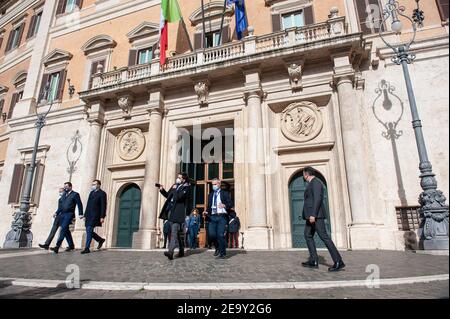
[281,101,323,142]
[288,63,303,91]
[194,81,209,107]
[117,93,134,118]
[117,128,146,161]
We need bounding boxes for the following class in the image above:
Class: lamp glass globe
[391,20,403,33]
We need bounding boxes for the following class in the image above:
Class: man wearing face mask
[301,166,345,272]
[204,178,234,259]
[51,182,83,254]
[158,172,192,260]
[38,187,66,250]
[81,179,107,254]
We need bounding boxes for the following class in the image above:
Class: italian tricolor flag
[160,0,182,65]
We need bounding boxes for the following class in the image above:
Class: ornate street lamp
[3,85,54,248]
[379,0,448,250]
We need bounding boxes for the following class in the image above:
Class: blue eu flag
[227,0,248,40]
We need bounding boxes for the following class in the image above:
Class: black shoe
[301,260,319,269]
[177,250,185,258]
[164,251,174,260]
[39,244,49,250]
[97,238,105,250]
[80,249,90,254]
[328,261,346,272]
[216,254,227,259]
[65,247,75,252]
[214,249,220,257]
[50,247,59,254]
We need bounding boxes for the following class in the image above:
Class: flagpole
[218,0,228,45]
[201,0,207,49]
[174,0,194,52]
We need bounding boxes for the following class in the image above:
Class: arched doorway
[289,170,332,248]
[116,184,141,248]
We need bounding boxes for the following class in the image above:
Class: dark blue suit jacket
[84,189,107,227]
[55,196,64,216]
[60,191,83,217]
[206,190,234,216]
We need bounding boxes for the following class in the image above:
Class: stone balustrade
[86,13,347,92]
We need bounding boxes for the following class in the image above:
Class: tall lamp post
[379,0,448,250]
[3,85,54,248]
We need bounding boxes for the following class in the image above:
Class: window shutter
[304,6,314,25]
[0,99,4,114]
[355,0,373,34]
[437,0,449,21]
[194,33,202,50]
[76,0,84,10]
[31,162,45,206]
[7,93,18,119]
[26,15,36,39]
[152,42,159,58]
[56,0,66,15]
[271,13,281,32]
[89,60,105,88]
[38,73,49,103]
[128,49,137,66]
[16,23,25,48]
[8,163,25,204]
[57,70,67,100]
[221,26,229,44]
[5,30,14,52]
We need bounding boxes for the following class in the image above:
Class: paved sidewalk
[0,249,448,299]
[0,249,447,283]
[0,280,448,299]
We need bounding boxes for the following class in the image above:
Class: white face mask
[91,186,98,191]
[176,178,182,185]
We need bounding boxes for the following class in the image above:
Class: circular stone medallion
[117,128,146,161]
[281,101,323,143]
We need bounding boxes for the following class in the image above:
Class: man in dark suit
[81,179,107,254]
[51,182,83,254]
[39,187,66,250]
[158,172,191,260]
[301,166,345,272]
[204,178,234,259]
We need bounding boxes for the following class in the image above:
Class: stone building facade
[0,0,448,250]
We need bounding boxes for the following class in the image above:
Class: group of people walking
[38,166,345,272]
[158,174,238,260]
[158,167,345,272]
[39,180,107,254]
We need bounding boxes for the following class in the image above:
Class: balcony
[79,10,364,100]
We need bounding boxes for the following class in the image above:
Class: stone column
[133,89,164,249]
[13,0,58,117]
[332,53,379,249]
[72,101,105,247]
[243,68,270,249]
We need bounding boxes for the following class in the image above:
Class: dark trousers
[168,222,184,253]
[163,232,170,248]
[208,214,228,256]
[304,219,342,264]
[229,232,239,248]
[188,227,199,248]
[85,225,103,249]
[44,214,62,246]
[55,213,75,248]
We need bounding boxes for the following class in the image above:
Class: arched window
[81,35,116,89]
[189,1,234,49]
[126,22,160,67]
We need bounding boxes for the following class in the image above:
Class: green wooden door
[116,184,141,248]
[289,172,332,248]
